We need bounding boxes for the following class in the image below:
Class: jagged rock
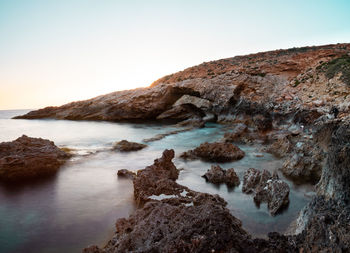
[253,114,273,131]
[180,142,245,162]
[117,169,136,180]
[0,135,70,182]
[133,149,181,205]
[83,150,299,253]
[113,140,147,152]
[242,168,289,215]
[202,165,240,187]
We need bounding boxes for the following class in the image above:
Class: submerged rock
[202,165,240,187]
[242,168,290,215]
[0,135,70,182]
[180,142,245,162]
[113,140,147,152]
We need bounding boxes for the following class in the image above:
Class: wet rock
[0,135,70,182]
[117,169,136,180]
[133,149,181,205]
[180,142,245,162]
[113,140,147,152]
[202,165,240,187]
[242,168,289,215]
[222,123,248,142]
[267,135,292,158]
[253,114,273,131]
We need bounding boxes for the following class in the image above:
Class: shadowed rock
[113,140,147,152]
[181,142,245,162]
[243,168,289,215]
[117,169,136,180]
[0,135,70,182]
[202,165,240,187]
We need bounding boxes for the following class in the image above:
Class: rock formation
[242,168,290,215]
[0,135,70,182]
[202,165,240,187]
[113,140,147,152]
[180,142,245,162]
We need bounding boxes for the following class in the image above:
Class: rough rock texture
[242,168,290,215]
[117,169,136,180]
[222,123,248,142]
[133,149,181,205]
[202,165,240,187]
[113,140,147,152]
[292,121,350,252]
[0,135,70,182]
[180,142,245,162]
[84,150,299,253]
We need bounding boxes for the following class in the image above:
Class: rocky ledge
[0,135,70,182]
[180,142,245,162]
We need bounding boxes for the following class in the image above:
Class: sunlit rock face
[15,44,350,126]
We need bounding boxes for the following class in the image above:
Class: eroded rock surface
[243,168,290,215]
[113,140,147,152]
[0,135,70,182]
[181,142,245,162]
[117,169,136,180]
[202,165,240,187]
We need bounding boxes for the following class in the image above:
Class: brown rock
[113,140,147,152]
[0,135,70,182]
[117,169,136,180]
[180,142,245,162]
[202,165,240,187]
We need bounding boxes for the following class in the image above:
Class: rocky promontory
[0,135,70,182]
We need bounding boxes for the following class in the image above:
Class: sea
[0,110,314,253]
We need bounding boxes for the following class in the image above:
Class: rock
[180,142,245,162]
[173,94,212,110]
[0,135,70,182]
[202,165,240,187]
[113,140,147,152]
[267,135,292,158]
[222,123,248,142]
[84,150,299,253]
[242,168,289,215]
[117,169,136,180]
[156,104,205,121]
[133,149,181,205]
[253,114,273,131]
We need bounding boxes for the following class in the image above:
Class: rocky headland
[11,43,350,251]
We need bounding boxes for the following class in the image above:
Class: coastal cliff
[15,43,350,124]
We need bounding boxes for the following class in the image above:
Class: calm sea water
[0,110,313,253]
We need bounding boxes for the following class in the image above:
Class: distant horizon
[1,0,350,110]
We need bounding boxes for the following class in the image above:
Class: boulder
[202,165,240,187]
[113,140,147,152]
[242,168,290,215]
[180,142,245,162]
[117,169,136,180]
[0,135,70,182]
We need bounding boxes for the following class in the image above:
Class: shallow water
[0,110,313,252]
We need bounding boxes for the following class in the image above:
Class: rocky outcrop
[113,140,147,152]
[242,168,290,215]
[202,165,240,187]
[292,121,350,252]
[0,135,70,182]
[84,150,299,253]
[117,169,136,180]
[15,44,350,125]
[180,142,245,162]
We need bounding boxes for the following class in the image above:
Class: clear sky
[0,0,349,109]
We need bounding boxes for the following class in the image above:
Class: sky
[0,0,350,110]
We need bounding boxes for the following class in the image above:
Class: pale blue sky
[1,0,349,109]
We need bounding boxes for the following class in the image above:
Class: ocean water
[0,110,314,252]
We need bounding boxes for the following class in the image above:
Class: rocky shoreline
[9,44,350,251]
